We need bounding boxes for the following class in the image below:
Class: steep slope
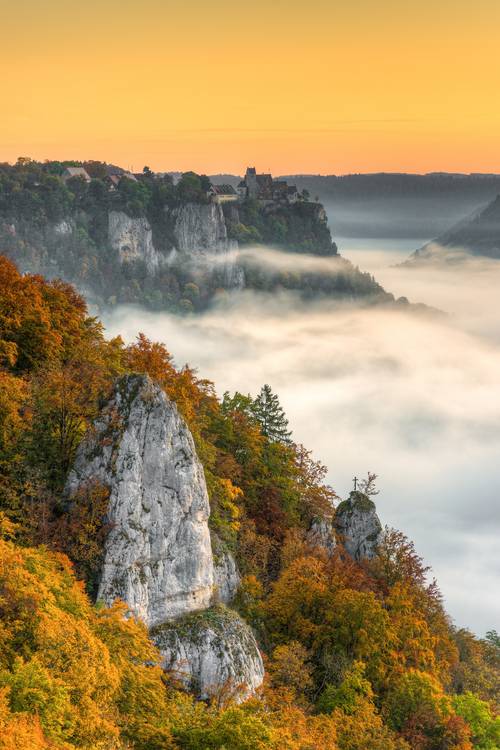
[408,195,500,262]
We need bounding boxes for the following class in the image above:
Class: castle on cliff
[209,167,299,204]
[237,167,299,203]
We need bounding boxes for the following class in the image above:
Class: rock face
[172,202,235,256]
[334,491,382,561]
[151,607,264,701]
[66,373,263,699]
[213,549,241,604]
[108,203,244,288]
[307,517,337,555]
[66,374,214,626]
[171,202,244,289]
[108,210,161,274]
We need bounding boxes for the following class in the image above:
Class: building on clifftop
[237,166,300,203]
[61,166,91,183]
[208,184,239,203]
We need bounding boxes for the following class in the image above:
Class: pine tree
[252,384,292,444]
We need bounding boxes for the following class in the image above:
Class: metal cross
[353,476,358,491]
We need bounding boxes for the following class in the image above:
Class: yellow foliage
[0,688,51,750]
[0,538,173,749]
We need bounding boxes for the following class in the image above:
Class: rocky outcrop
[66,373,263,700]
[334,491,382,561]
[151,607,264,701]
[65,374,214,626]
[213,549,241,604]
[53,219,74,236]
[171,202,244,289]
[108,210,162,274]
[108,204,244,288]
[307,517,337,555]
[172,202,236,256]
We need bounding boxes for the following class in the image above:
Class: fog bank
[102,249,500,635]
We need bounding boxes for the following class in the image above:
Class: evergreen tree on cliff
[252,385,292,444]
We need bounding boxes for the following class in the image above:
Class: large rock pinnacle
[66,373,214,627]
[334,490,382,560]
[66,373,264,700]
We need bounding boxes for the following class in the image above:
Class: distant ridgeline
[407,194,500,264]
[0,159,396,312]
[213,171,500,239]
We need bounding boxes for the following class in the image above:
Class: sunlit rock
[66,373,214,626]
[66,373,263,700]
[151,607,264,701]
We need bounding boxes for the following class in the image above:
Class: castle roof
[212,184,237,195]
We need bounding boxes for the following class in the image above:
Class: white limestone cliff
[334,490,382,561]
[171,202,244,289]
[66,373,214,625]
[66,373,263,699]
[152,607,264,701]
[172,202,235,256]
[213,546,241,604]
[108,210,161,275]
[307,517,338,555]
[107,203,244,288]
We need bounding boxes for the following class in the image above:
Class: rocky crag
[65,373,386,702]
[66,374,263,700]
[0,160,400,312]
[108,204,244,296]
[308,490,383,560]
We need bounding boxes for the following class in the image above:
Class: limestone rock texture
[307,517,338,555]
[334,490,382,560]
[171,202,244,289]
[66,373,263,699]
[108,203,244,288]
[65,373,214,626]
[172,201,235,255]
[108,210,161,274]
[212,543,241,605]
[151,607,264,701]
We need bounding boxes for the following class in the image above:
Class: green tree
[252,385,292,444]
[452,692,500,749]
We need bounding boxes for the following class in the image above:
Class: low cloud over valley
[103,245,500,635]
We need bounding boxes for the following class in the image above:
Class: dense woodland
[0,158,391,313]
[0,255,498,749]
[224,198,336,255]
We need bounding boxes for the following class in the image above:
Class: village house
[61,166,91,183]
[208,184,239,203]
[237,167,300,203]
[104,168,138,191]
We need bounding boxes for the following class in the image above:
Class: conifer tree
[252,384,292,444]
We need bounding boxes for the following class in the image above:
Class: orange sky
[2,0,500,174]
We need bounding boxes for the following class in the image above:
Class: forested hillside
[0,158,394,312]
[0,255,498,750]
